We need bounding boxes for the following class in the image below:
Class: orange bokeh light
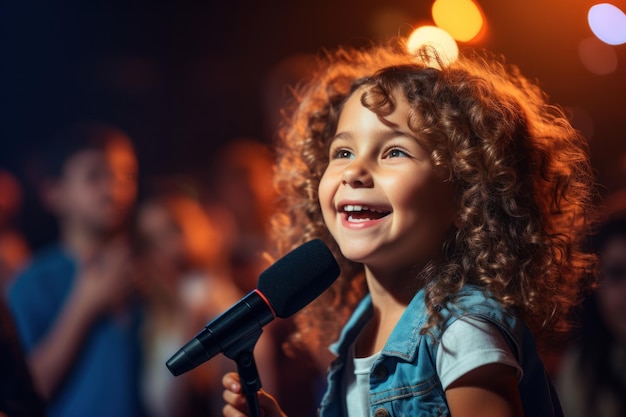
[432,0,485,42]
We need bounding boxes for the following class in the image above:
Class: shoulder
[8,245,76,309]
[12,244,73,279]
[436,316,523,389]
[440,285,507,313]
[437,285,520,333]
[425,285,526,366]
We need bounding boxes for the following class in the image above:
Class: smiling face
[318,88,458,275]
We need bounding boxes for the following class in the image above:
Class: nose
[341,158,373,188]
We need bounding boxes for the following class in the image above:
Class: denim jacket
[318,285,563,417]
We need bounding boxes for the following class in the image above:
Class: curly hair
[269,39,596,355]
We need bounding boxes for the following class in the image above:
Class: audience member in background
[0,296,45,416]
[205,138,276,294]
[0,169,30,292]
[557,215,626,417]
[135,178,277,417]
[6,122,144,417]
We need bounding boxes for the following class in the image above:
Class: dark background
[2,0,625,240]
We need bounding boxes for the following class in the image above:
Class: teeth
[343,204,384,213]
[342,204,390,223]
[347,215,369,222]
[344,204,365,212]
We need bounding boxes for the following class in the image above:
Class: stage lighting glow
[588,3,626,45]
[407,26,459,66]
[578,36,618,75]
[432,0,484,42]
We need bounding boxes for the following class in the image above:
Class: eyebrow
[332,128,421,143]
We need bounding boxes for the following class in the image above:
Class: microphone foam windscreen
[257,239,340,318]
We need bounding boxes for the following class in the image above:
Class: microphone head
[257,239,340,318]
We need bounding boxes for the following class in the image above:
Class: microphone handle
[166,290,274,376]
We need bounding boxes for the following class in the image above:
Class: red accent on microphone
[253,289,276,317]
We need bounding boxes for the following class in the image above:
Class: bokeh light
[406,26,459,66]
[431,0,484,42]
[578,36,618,75]
[588,3,626,45]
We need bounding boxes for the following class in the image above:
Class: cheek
[65,182,97,210]
[317,172,337,225]
[318,172,333,207]
[73,178,106,199]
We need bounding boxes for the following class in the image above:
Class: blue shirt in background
[7,245,144,417]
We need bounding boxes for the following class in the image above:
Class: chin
[337,246,376,265]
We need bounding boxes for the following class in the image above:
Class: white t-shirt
[343,316,522,416]
[344,346,381,417]
[436,316,523,389]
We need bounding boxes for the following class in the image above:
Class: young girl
[221,39,595,417]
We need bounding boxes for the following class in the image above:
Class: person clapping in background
[6,122,144,417]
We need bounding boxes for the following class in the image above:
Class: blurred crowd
[0,121,624,416]
[0,123,323,417]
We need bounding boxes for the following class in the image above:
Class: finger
[222,388,248,412]
[222,390,247,411]
[222,403,248,417]
[222,372,241,393]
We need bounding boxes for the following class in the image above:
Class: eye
[331,148,354,159]
[385,147,409,158]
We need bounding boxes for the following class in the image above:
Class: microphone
[166,239,340,376]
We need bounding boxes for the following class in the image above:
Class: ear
[38,178,64,214]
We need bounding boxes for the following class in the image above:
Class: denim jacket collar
[329,288,429,363]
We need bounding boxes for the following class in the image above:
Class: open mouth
[341,204,391,223]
